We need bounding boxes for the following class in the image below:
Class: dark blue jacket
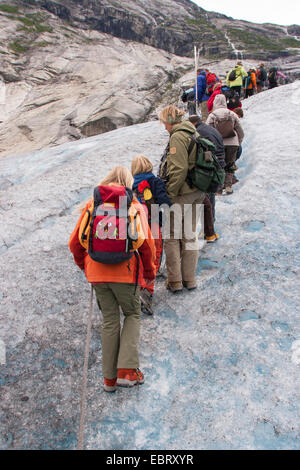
[133,172,171,207]
[193,72,209,103]
[196,122,226,168]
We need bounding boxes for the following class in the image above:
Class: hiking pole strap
[77,284,94,450]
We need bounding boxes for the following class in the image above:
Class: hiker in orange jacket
[244,69,257,98]
[69,166,156,392]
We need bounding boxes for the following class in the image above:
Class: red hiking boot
[104,377,117,393]
[117,368,144,387]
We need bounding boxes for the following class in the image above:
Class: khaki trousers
[93,283,141,379]
[163,190,205,284]
[200,101,209,122]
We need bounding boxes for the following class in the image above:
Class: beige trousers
[201,101,209,122]
[93,283,141,379]
[163,190,205,284]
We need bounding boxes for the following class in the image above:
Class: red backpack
[79,185,143,264]
[206,72,219,95]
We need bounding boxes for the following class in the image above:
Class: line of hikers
[183,61,287,121]
[69,96,245,392]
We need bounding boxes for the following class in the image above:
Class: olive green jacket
[165,120,199,201]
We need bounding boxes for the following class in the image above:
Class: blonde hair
[100,166,134,188]
[158,105,185,125]
[131,155,153,176]
[76,166,133,212]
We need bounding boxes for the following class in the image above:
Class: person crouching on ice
[131,155,171,315]
[68,166,156,392]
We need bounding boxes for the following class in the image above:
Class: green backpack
[186,133,225,193]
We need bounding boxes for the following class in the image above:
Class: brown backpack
[211,113,236,138]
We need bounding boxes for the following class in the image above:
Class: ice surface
[0,83,300,449]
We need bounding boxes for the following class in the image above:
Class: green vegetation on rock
[0,4,19,14]
[281,37,300,48]
[227,28,284,51]
[9,40,29,53]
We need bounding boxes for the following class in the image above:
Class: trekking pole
[194,45,198,114]
[77,284,94,451]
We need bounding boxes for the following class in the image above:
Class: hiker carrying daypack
[268,67,278,88]
[205,72,220,95]
[186,133,225,194]
[69,166,156,392]
[131,156,171,315]
[79,184,143,264]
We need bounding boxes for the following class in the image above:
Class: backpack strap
[93,186,102,206]
[187,132,197,155]
[186,132,197,189]
[80,208,92,244]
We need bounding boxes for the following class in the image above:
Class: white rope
[77,284,94,450]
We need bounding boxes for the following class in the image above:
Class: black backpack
[228,92,241,110]
[228,69,237,81]
[268,68,277,82]
[181,89,195,103]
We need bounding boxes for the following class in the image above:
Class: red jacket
[69,199,156,285]
[207,85,222,113]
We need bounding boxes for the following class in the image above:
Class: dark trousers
[224,145,239,188]
[245,89,254,98]
[231,85,242,97]
[269,82,277,89]
[187,101,196,115]
[203,195,215,237]
[208,193,216,221]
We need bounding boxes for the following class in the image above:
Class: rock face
[0,0,299,157]
[0,6,194,157]
[23,0,300,60]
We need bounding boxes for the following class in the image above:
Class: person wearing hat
[256,63,267,93]
[226,62,248,97]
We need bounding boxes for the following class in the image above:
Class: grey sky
[192,0,300,26]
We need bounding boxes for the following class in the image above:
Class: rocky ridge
[0,0,299,158]
[20,0,300,60]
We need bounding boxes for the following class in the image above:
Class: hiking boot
[104,377,117,393]
[182,281,197,291]
[232,175,239,185]
[205,233,220,243]
[140,289,154,315]
[117,368,144,387]
[225,186,233,194]
[165,281,183,293]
